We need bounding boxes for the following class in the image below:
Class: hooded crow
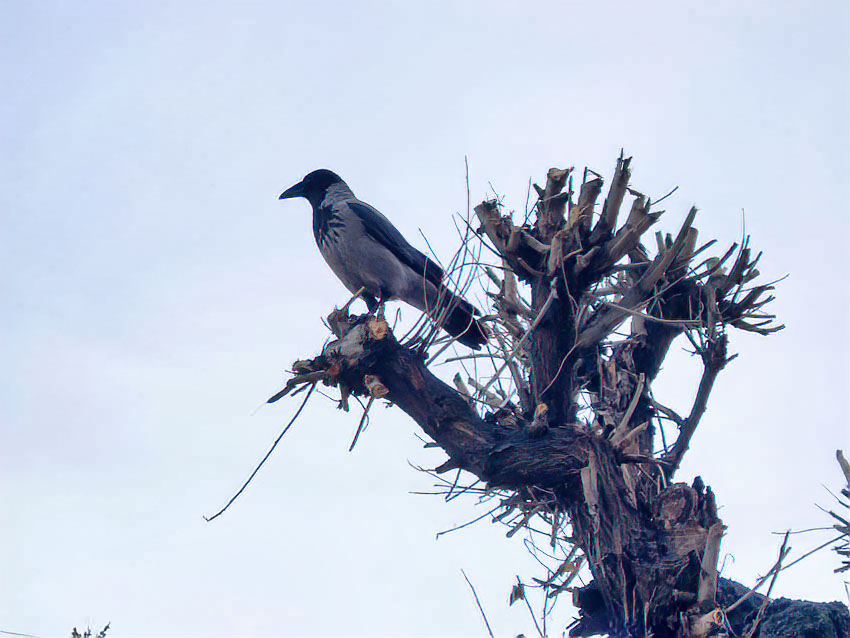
[279,169,488,349]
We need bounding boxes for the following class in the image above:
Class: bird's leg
[361,293,380,315]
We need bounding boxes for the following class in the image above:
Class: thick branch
[302,314,594,488]
[663,335,729,478]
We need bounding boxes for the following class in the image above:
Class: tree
[71,623,110,638]
[258,155,847,637]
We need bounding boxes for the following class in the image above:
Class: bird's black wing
[348,200,444,286]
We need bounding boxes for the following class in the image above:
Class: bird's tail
[433,287,488,350]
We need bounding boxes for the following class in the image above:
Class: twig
[777,534,845,572]
[516,576,545,638]
[507,503,546,538]
[838,450,850,489]
[771,526,835,535]
[467,375,506,409]
[652,185,679,206]
[267,369,328,403]
[436,505,501,539]
[348,395,375,451]
[743,531,790,638]
[461,569,495,638]
[479,282,558,395]
[588,295,703,327]
[727,532,792,612]
[650,398,685,427]
[445,468,463,501]
[610,373,645,445]
[493,329,531,412]
[204,382,317,522]
[340,285,366,312]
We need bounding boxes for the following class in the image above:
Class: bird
[279,169,488,349]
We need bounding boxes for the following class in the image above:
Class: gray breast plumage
[313,198,415,303]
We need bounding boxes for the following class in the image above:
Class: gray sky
[2,1,848,636]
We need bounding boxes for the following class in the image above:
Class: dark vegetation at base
[719,580,848,638]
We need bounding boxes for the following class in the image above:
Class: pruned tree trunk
[270,155,847,637]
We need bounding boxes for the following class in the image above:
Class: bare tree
[238,155,847,637]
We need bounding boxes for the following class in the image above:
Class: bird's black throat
[312,204,344,248]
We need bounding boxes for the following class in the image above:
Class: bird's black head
[279,169,344,208]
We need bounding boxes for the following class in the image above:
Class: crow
[279,169,488,349]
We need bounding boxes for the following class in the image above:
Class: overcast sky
[2,1,848,636]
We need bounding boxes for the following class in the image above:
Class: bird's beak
[279,180,305,200]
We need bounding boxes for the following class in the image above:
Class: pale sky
[2,1,848,636]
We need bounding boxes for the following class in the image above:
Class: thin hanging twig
[348,396,375,451]
[204,382,317,522]
[743,531,790,638]
[461,569,495,638]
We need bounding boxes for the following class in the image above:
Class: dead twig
[742,531,790,638]
[514,576,545,638]
[461,569,495,638]
[204,382,317,522]
[348,395,375,451]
